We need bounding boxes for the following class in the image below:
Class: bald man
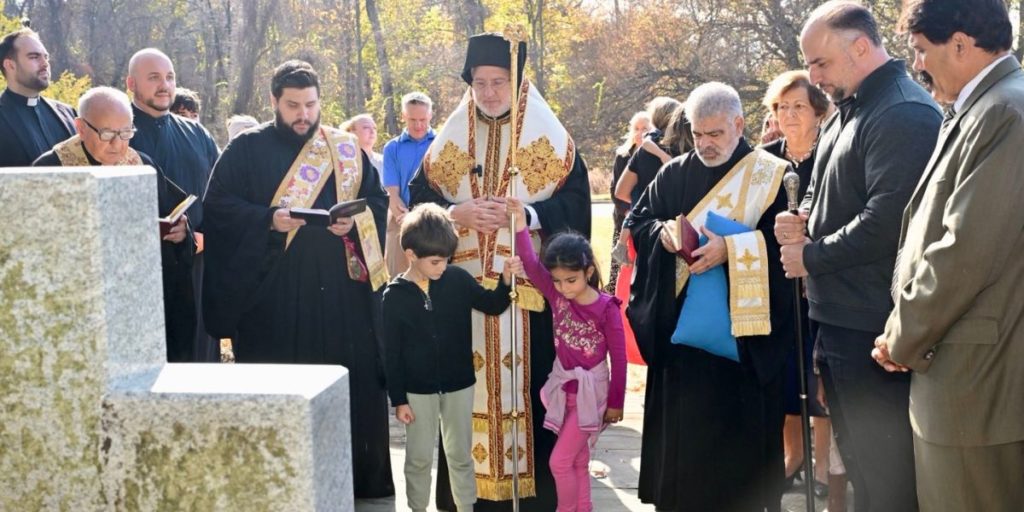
[774,2,941,511]
[34,86,198,362]
[127,48,220,362]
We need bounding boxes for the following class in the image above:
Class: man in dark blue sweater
[776,2,942,511]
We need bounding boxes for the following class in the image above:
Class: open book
[664,214,700,265]
[159,194,197,237]
[289,198,368,227]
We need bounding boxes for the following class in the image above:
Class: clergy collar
[475,107,511,126]
[3,87,44,107]
[79,142,102,166]
[132,103,171,127]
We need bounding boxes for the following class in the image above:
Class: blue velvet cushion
[670,212,751,362]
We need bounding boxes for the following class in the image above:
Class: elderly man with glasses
[34,85,198,363]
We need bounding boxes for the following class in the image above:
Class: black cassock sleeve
[409,149,592,238]
[408,159,453,209]
[531,150,592,237]
[201,136,276,338]
[623,159,687,367]
[625,156,795,384]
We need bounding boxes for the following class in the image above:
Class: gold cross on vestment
[715,193,734,210]
[738,248,760,269]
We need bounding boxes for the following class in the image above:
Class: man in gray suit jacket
[873,1,1024,510]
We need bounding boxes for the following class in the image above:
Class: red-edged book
[158,194,197,237]
[671,214,700,265]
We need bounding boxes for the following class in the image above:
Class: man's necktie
[942,106,956,130]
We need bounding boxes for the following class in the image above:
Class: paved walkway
[355,367,652,512]
[356,203,838,511]
[355,365,835,511]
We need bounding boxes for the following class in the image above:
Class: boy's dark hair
[400,203,459,258]
[541,231,602,289]
[171,87,201,115]
[270,60,320,99]
[0,28,37,78]
[899,0,1012,53]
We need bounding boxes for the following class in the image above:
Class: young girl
[506,198,627,512]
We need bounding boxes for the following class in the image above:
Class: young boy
[382,203,519,512]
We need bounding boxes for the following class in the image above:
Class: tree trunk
[355,0,367,107]
[1016,0,1024,62]
[231,0,277,116]
[339,0,356,114]
[462,0,486,35]
[38,0,71,75]
[365,0,397,134]
[525,0,546,95]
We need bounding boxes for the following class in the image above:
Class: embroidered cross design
[715,193,734,210]
[738,248,760,270]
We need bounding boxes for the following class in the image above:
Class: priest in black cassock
[202,60,394,499]
[33,86,196,351]
[409,32,591,511]
[625,82,795,512]
[127,48,221,363]
[0,28,77,167]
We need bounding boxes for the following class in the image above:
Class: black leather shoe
[814,479,829,498]
[784,470,803,489]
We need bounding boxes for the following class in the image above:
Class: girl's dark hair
[661,104,693,157]
[541,231,601,289]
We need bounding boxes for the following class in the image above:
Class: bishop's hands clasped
[451,196,508,234]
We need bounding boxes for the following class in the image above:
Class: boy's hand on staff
[604,408,624,424]
[505,197,528,232]
[395,404,415,425]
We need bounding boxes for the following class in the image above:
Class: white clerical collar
[954,54,1012,113]
[26,96,38,107]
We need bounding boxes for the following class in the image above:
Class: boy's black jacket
[382,265,511,406]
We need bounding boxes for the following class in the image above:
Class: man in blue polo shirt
[382,91,435,274]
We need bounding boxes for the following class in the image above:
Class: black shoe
[784,470,803,489]
[813,479,829,498]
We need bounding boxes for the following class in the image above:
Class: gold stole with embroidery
[270,128,389,291]
[53,135,144,166]
[674,148,787,337]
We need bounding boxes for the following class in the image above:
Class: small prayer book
[159,194,197,237]
[667,214,700,265]
[289,198,368,226]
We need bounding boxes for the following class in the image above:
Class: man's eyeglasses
[81,118,137,141]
